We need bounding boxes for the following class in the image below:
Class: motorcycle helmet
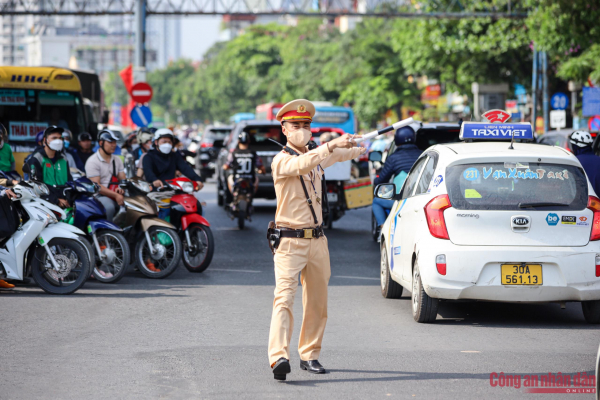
[394,126,415,146]
[62,129,72,142]
[43,125,64,138]
[569,130,593,148]
[98,129,119,143]
[153,128,174,143]
[239,131,249,144]
[77,132,92,142]
[36,130,46,144]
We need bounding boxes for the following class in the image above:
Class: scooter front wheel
[31,238,91,295]
[92,230,131,284]
[182,223,214,273]
[135,227,182,279]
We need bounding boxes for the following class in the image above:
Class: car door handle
[413,209,418,213]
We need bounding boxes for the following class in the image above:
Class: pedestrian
[372,126,422,232]
[85,130,126,221]
[267,99,365,380]
[569,130,600,195]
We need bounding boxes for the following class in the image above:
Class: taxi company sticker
[546,213,559,226]
[463,168,479,181]
[393,246,401,255]
[433,175,443,187]
[464,189,482,198]
[482,167,570,181]
[561,216,576,225]
[577,216,590,226]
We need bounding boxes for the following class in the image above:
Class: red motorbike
[163,177,215,272]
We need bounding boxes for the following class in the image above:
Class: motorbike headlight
[132,180,151,193]
[33,182,50,196]
[168,183,180,191]
[181,182,194,193]
[46,213,57,225]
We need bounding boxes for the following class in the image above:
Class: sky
[181,16,222,60]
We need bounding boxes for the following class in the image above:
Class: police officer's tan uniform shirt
[272,144,363,229]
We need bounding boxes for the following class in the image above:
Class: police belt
[278,226,324,239]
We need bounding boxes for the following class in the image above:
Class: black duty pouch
[267,221,281,255]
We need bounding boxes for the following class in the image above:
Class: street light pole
[134,0,147,83]
[542,51,549,134]
[532,48,537,130]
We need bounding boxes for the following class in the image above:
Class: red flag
[121,100,136,128]
[119,64,133,94]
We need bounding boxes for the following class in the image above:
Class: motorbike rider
[0,172,17,289]
[62,129,85,171]
[25,126,73,208]
[569,130,600,196]
[0,123,15,173]
[372,126,422,230]
[223,131,265,196]
[76,132,94,165]
[85,129,126,221]
[142,128,204,191]
[134,127,154,161]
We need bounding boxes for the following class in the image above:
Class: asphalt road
[1,181,598,399]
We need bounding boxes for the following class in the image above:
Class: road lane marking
[209,269,262,273]
[460,351,481,353]
[334,275,379,281]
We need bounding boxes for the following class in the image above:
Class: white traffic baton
[354,117,414,143]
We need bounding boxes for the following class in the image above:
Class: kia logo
[513,217,529,226]
[580,216,588,222]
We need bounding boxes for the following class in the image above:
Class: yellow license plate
[501,264,543,285]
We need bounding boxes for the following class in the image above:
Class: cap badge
[297,104,306,113]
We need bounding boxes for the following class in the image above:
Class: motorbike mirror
[368,151,383,163]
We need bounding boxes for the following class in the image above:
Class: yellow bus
[0,66,93,174]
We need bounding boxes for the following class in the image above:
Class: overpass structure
[0,0,526,18]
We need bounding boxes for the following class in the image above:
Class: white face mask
[159,143,172,154]
[48,138,64,152]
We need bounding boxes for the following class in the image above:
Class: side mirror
[374,183,396,200]
[368,151,382,163]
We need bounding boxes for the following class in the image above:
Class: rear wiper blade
[518,202,570,208]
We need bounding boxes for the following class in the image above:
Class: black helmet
[98,129,118,143]
[239,131,249,144]
[44,125,64,138]
[78,132,92,142]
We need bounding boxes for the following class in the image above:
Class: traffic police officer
[269,99,365,380]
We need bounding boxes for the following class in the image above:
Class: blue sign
[583,87,600,117]
[589,116,600,132]
[546,213,559,226]
[463,168,479,181]
[459,122,534,141]
[130,105,153,127]
[511,112,522,121]
[551,92,569,110]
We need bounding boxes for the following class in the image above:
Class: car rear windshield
[207,129,231,140]
[446,162,588,211]
[243,125,286,149]
[415,128,461,151]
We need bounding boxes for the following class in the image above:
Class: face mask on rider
[48,138,64,152]
[64,140,70,149]
[159,143,172,154]
[132,144,140,151]
[285,126,312,148]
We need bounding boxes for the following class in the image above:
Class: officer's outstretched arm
[320,147,364,169]
[272,145,331,177]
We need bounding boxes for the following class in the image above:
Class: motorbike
[150,177,214,273]
[228,176,254,230]
[64,178,131,283]
[112,177,182,279]
[0,181,92,294]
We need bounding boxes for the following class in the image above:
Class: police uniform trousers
[268,235,330,365]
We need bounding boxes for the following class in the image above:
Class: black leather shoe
[272,358,290,381]
[300,360,326,374]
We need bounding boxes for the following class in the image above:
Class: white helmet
[569,130,593,148]
[153,128,174,142]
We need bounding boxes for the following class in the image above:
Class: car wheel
[581,300,600,324]
[371,211,379,241]
[412,260,439,323]
[380,242,403,299]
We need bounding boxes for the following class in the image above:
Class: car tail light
[327,183,337,193]
[240,180,249,189]
[201,142,213,148]
[424,195,452,240]
[596,254,600,277]
[436,254,446,275]
[587,196,600,241]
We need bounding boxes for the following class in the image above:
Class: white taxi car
[375,121,600,323]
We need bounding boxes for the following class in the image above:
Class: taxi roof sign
[459,121,534,141]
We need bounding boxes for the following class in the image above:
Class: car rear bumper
[417,241,600,302]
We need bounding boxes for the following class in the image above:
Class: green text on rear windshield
[446,162,588,211]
